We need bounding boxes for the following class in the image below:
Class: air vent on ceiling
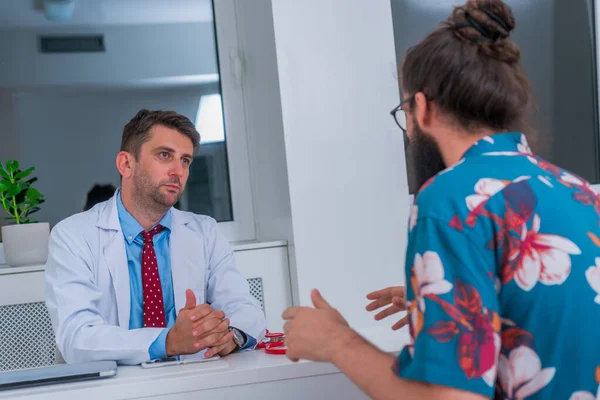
[39,35,105,53]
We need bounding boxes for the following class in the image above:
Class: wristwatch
[229,327,246,348]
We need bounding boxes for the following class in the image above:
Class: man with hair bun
[282,1,600,399]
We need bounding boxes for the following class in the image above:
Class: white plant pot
[1,222,50,267]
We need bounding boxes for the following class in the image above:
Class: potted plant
[0,160,48,267]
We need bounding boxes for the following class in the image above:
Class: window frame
[211,0,256,242]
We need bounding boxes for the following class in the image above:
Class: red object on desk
[265,342,287,355]
[258,330,286,353]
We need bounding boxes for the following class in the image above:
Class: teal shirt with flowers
[396,133,600,399]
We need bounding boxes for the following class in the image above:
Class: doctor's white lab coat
[45,195,266,365]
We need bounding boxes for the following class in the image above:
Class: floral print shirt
[395,133,600,399]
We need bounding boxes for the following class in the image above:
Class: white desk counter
[0,350,369,400]
[0,328,409,400]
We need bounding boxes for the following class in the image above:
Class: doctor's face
[131,125,194,209]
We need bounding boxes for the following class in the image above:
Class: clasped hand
[166,289,236,358]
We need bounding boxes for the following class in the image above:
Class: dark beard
[132,167,182,212]
[408,120,447,192]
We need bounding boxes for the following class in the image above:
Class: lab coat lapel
[170,210,202,311]
[98,195,131,328]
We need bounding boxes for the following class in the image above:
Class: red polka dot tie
[141,225,166,328]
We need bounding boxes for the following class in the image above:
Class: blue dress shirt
[116,192,256,360]
[116,192,174,359]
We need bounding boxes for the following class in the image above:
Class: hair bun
[448,0,520,63]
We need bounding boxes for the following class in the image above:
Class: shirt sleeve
[394,216,501,398]
[240,332,257,351]
[148,328,170,360]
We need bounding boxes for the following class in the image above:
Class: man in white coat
[45,109,266,365]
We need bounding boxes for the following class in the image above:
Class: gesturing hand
[283,289,351,363]
[365,286,408,330]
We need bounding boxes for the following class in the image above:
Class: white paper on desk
[180,350,220,364]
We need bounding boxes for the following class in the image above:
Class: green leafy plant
[0,160,45,225]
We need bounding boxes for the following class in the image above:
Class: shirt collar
[461,132,528,160]
[116,189,172,244]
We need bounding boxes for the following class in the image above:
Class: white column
[270,0,410,346]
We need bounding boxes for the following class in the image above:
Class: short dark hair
[120,109,201,159]
[402,0,533,135]
[84,184,116,211]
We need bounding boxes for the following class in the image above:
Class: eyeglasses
[390,95,414,135]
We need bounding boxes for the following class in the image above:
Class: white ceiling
[0,0,214,29]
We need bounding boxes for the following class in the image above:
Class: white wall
[3,86,215,229]
[270,0,410,336]
[0,22,217,89]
